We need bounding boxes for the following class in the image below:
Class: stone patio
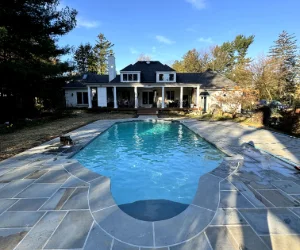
[0,118,299,250]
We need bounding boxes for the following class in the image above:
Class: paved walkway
[0,119,299,250]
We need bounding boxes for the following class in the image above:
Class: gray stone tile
[39,188,75,210]
[291,195,300,203]
[0,168,11,177]
[62,175,89,188]
[248,181,274,190]
[0,211,45,228]
[272,180,300,195]
[219,191,255,208]
[8,199,47,211]
[89,177,116,212]
[0,167,38,183]
[0,228,29,250]
[15,211,67,250]
[0,180,34,198]
[83,223,112,250]
[210,209,247,225]
[44,210,93,249]
[239,208,300,235]
[16,184,61,198]
[290,207,300,217]
[227,225,269,250]
[64,162,100,182]
[261,234,300,250]
[205,226,236,250]
[0,199,18,214]
[154,206,214,246]
[170,232,211,250]
[35,170,70,183]
[141,248,168,250]
[24,170,48,179]
[93,205,153,246]
[192,174,221,211]
[61,188,89,210]
[112,240,138,250]
[220,180,237,191]
[210,159,238,178]
[257,189,300,207]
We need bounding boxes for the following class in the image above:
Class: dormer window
[157,72,176,82]
[121,72,140,82]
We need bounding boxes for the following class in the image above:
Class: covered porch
[87,84,209,111]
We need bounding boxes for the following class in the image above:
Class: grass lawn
[0,110,135,161]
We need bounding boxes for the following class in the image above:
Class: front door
[142,91,154,108]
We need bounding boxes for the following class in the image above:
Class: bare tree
[137,54,152,61]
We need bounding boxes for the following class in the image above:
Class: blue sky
[58,0,300,71]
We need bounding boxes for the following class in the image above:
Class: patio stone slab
[83,222,112,250]
[226,225,269,250]
[15,211,67,250]
[141,248,168,250]
[93,205,153,246]
[89,176,116,212]
[169,232,211,250]
[0,199,18,214]
[271,180,300,195]
[210,209,247,225]
[0,180,34,198]
[16,183,61,198]
[290,207,300,217]
[112,240,138,250]
[44,210,93,249]
[0,167,39,183]
[8,198,47,211]
[291,195,300,203]
[24,170,48,179]
[260,234,300,250]
[154,205,215,246]
[257,189,300,207]
[62,175,89,188]
[219,191,255,208]
[0,211,45,228]
[0,228,29,250]
[248,180,275,190]
[220,180,237,191]
[64,162,100,182]
[192,174,221,211]
[61,187,89,210]
[0,168,12,177]
[239,208,300,235]
[35,170,70,183]
[39,188,76,210]
[205,226,236,250]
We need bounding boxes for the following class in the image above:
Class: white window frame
[156,71,176,82]
[76,91,88,105]
[121,71,141,82]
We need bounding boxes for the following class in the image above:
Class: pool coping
[56,118,244,248]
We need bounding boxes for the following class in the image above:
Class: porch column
[113,86,118,108]
[134,87,138,108]
[196,86,200,108]
[88,86,92,108]
[161,86,165,109]
[180,87,183,108]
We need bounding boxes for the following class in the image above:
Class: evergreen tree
[93,33,114,75]
[74,43,97,73]
[269,31,299,102]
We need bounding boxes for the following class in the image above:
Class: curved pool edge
[59,118,244,248]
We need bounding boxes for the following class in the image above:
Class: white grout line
[110,238,114,250]
[226,225,240,249]
[152,222,155,247]
[57,187,78,210]
[288,208,300,219]
[41,211,69,250]
[13,211,48,250]
[82,221,94,249]
[229,183,257,208]
[204,231,213,250]
[92,204,117,213]
[0,199,19,216]
[190,204,215,212]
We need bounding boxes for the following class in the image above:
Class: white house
[64,55,237,112]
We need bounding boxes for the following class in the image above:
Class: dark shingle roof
[176,71,236,88]
[64,74,109,88]
[121,61,175,83]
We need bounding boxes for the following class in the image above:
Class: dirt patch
[0,110,135,161]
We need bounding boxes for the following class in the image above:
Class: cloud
[130,47,139,54]
[197,37,213,43]
[185,0,206,10]
[77,17,100,29]
[156,35,175,45]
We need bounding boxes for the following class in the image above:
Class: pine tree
[93,33,114,75]
[74,43,97,74]
[269,31,299,102]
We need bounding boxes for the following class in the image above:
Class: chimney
[108,53,117,82]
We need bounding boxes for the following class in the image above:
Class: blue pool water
[74,121,225,205]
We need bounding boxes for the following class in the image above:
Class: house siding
[65,89,89,108]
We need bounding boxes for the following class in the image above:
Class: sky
[58,0,300,71]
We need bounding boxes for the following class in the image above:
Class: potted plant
[190,102,195,108]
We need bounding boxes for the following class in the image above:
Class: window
[169,74,174,81]
[77,92,88,105]
[122,73,139,82]
[159,74,164,81]
[157,73,175,82]
[166,91,175,101]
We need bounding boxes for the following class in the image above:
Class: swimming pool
[74,121,225,206]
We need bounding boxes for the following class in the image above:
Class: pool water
[74,121,224,205]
